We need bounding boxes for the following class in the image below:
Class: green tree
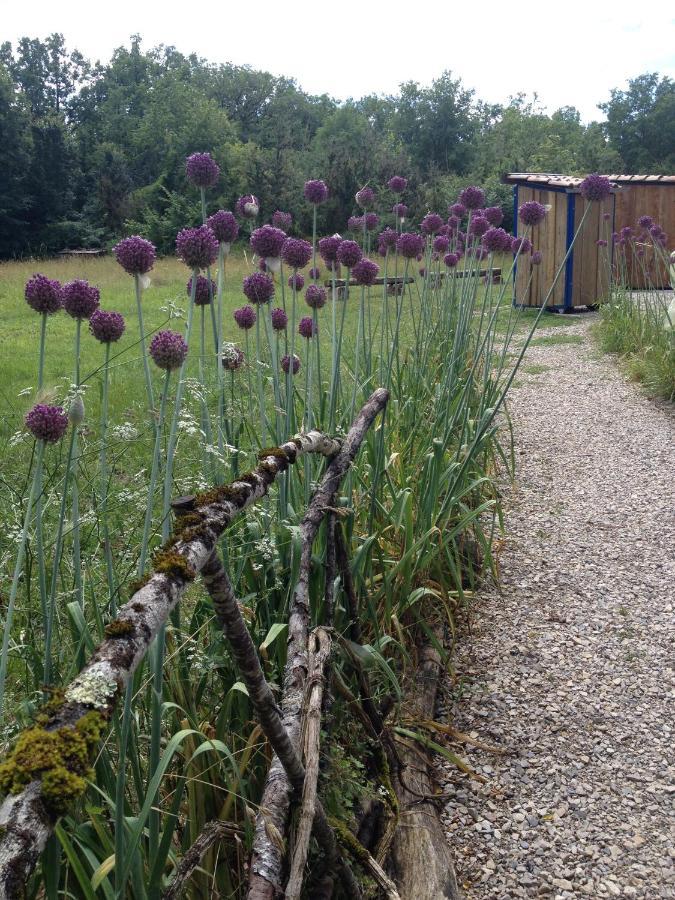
[600,73,675,172]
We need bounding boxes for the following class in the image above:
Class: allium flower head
[185,152,220,188]
[234,305,256,329]
[114,236,156,276]
[62,280,100,319]
[348,215,363,232]
[25,403,69,443]
[447,215,460,231]
[318,235,342,264]
[620,226,633,240]
[378,228,398,251]
[511,236,532,255]
[282,238,313,269]
[288,272,305,291]
[433,235,450,253]
[388,175,407,193]
[603,212,612,221]
[298,316,315,339]
[272,210,292,230]
[393,203,408,219]
[484,206,504,227]
[336,240,362,268]
[305,285,327,309]
[579,173,612,202]
[459,186,485,210]
[596,239,608,247]
[482,227,511,253]
[421,213,444,236]
[396,232,424,259]
[304,179,329,204]
[531,250,543,266]
[207,210,239,244]
[149,330,188,371]
[307,267,319,281]
[281,353,301,374]
[518,201,548,227]
[243,272,275,304]
[188,275,215,306]
[365,212,379,231]
[25,274,62,315]
[449,202,467,219]
[221,343,245,371]
[176,226,219,269]
[352,258,380,285]
[271,307,288,330]
[89,309,125,343]
[250,225,287,260]
[444,252,459,268]
[235,194,260,219]
[637,215,653,230]
[355,186,375,209]
[469,216,489,238]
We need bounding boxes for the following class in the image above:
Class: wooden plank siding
[614,184,673,288]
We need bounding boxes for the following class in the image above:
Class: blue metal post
[563,193,576,311]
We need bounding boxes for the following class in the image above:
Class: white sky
[3,0,674,122]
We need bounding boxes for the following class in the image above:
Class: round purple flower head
[636,247,645,258]
[25,274,62,315]
[298,316,316,339]
[388,176,407,193]
[25,404,69,443]
[282,238,313,269]
[469,216,490,238]
[433,235,450,253]
[62,280,100,319]
[250,225,287,260]
[288,272,305,291]
[482,227,511,253]
[596,239,608,247]
[444,252,459,268]
[355,186,375,209]
[484,206,504,227]
[185,152,220,188]
[89,309,125,343]
[243,272,275,304]
[305,285,327,309]
[114,236,156,276]
[603,212,612,221]
[188,275,215,306]
[281,354,301,375]
[421,213,444,236]
[378,228,398,251]
[272,210,292,231]
[176,226,219,270]
[511,236,532,255]
[531,251,543,266]
[518,201,548,227]
[149,330,188,371]
[393,203,408,219]
[235,194,260,219]
[365,213,379,231]
[271,307,288,330]
[459,186,485,210]
[234,305,256,330]
[221,343,245,371]
[207,210,239,245]
[579,173,612,203]
[449,202,467,219]
[447,215,460,232]
[337,240,362,268]
[637,215,653,230]
[307,267,320,281]
[352,258,379,286]
[319,235,342,265]
[620,226,633,240]
[396,232,424,259]
[348,215,363,232]
[304,179,329,204]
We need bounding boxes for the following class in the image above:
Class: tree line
[0,33,673,258]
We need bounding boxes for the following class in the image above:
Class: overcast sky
[3,0,674,122]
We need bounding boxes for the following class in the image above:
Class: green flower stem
[138,371,172,577]
[38,312,47,392]
[262,306,282,444]
[35,311,48,644]
[201,187,219,355]
[114,678,134,899]
[100,342,116,614]
[255,310,267,447]
[135,273,155,415]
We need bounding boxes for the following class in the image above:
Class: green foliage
[600,73,675,172]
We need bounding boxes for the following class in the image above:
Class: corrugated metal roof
[505,173,675,189]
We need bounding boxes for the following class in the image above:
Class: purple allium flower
[355,186,375,209]
[420,213,444,236]
[612,232,619,243]
[636,247,645,258]
[305,284,327,309]
[637,215,653,230]
[188,275,215,306]
[393,203,408,219]
[511,236,532,255]
[176,226,219,270]
[377,244,387,257]
[459,186,485,210]
[308,267,320,281]
[221,343,245,371]
[352,258,379,286]
[447,215,460,232]
[258,258,268,272]
[304,179,329,204]
[518,201,548,227]
[603,212,612,221]
[378,228,398,251]
[337,240,363,268]
[298,316,315,339]
[318,235,342,264]
[651,228,667,246]
[250,225,287,261]
[596,239,608,247]
[89,309,125,343]
[25,274,62,315]
[281,353,301,374]
[365,212,379,231]
[288,272,305,291]
[62,280,100,319]
[449,202,467,219]
[149,330,188,370]
[271,307,288,330]
[272,210,292,230]
[348,215,363,232]
[234,305,257,329]
[579,173,612,202]
[482,227,511,253]
[469,216,490,238]
[25,403,69,443]
[207,210,239,244]
[396,232,424,259]
[484,206,504,227]
[113,236,156,276]
[531,251,543,266]
[433,235,450,253]
[620,226,633,240]
[282,238,313,269]
[388,175,407,193]
[243,272,275,304]
[185,152,220,188]
[444,252,459,268]
[235,194,260,219]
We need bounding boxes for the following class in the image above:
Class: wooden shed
[505,173,616,311]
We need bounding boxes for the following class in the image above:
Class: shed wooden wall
[572,195,613,307]
[613,184,673,288]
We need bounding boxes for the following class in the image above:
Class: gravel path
[440,315,675,899]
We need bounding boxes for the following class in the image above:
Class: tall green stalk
[135,274,154,415]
